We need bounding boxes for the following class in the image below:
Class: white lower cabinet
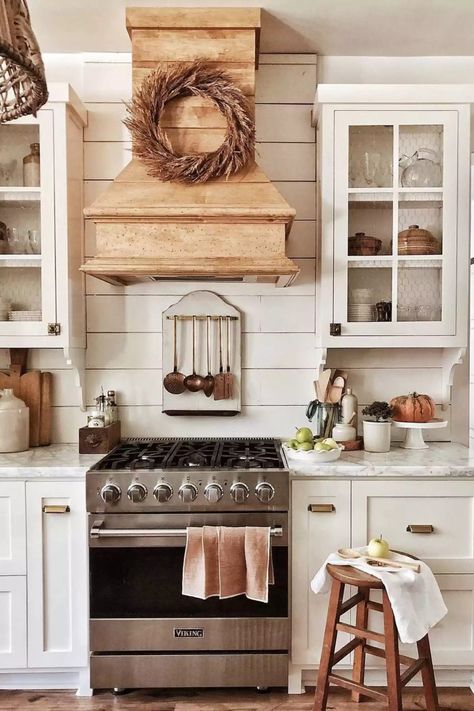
[291,478,474,692]
[0,479,87,687]
[26,481,88,668]
[291,480,351,668]
[0,577,27,669]
[0,482,26,576]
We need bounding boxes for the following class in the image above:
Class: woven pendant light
[0,0,48,122]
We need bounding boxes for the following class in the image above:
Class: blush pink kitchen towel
[182,526,274,603]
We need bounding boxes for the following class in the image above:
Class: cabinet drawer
[0,482,26,575]
[291,480,351,665]
[0,576,27,668]
[352,481,474,573]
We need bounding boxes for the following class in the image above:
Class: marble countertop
[289,442,474,478]
[0,445,102,479]
[0,441,473,480]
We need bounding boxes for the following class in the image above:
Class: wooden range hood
[82,7,299,287]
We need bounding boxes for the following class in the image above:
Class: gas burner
[184,452,208,467]
[90,437,286,472]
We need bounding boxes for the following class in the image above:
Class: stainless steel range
[87,437,289,692]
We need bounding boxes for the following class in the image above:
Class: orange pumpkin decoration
[390,392,436,423]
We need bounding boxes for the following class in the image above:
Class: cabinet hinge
[48,323,61,336]
[330,322,341,336]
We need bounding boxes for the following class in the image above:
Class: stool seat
[326,563,384,588]
[313,553,439,711]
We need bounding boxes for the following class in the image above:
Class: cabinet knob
[308,503,336,513]
[406,524,434,534]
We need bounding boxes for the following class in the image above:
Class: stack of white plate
[348,304,375,322]
[8,310,42,321]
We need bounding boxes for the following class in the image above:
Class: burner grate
[91,437,285,471]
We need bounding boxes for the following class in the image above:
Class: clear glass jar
[23,143,40,187]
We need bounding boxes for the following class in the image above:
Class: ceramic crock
[0,389,29,453]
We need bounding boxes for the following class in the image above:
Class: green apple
[286,439,299,450]
[297,441,314,451]
[295,426,313,443]
[314,442,332,451]
[367,535,390,559]
[322,438,339,450]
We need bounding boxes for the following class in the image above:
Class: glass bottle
[23,143,40,187]
[106,390,118,424]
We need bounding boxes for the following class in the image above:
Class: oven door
[89,512,288,653]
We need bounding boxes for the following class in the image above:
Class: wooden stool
[313,563,439,711]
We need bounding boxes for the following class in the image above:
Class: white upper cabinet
[314,85,473,348]
[0,84,87,354]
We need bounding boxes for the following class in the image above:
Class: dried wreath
[124,60,255,184]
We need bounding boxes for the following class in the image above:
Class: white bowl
[283,444,344,463]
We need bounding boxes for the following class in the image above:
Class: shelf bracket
[441,347,466,410]
[63,347,86,411]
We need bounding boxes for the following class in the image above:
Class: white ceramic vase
[363,420,391,453]
[0,389,29,453]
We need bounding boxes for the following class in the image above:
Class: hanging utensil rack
[162,291,241,417]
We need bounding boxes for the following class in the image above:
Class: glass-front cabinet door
[333,110,457,337]
[0,111,56,338]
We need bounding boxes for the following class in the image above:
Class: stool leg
[382,590,403,711]
[351,588,369,702]
[312,578,345,711]
[416,634,440,711]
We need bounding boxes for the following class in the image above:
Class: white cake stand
[392,419,448,450]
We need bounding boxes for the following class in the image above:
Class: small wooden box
[79,422,121,454]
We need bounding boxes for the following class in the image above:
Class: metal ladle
[203,315,214,397]
[184,315,205,392]
[163,315,186,394]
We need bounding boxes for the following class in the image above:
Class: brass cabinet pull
[406,524,434,534]
[308,504,336,513]
[42,505,70,514]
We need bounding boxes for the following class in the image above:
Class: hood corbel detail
[81,8,299,287]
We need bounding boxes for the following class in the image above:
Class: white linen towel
[311,547,447,644]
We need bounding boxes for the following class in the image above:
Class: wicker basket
[0,0,48,122]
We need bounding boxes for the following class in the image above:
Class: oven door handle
[90,520,283,540]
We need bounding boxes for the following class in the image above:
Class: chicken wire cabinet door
[26,481,88,668]
[316,88,470,348]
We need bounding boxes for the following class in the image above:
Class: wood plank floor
[0,688,472,710]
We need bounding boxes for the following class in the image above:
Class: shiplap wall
[0,53,454,442]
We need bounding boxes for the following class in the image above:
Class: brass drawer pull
[406,524,434,534]
[42,505,70,514]
[308,504,336,513]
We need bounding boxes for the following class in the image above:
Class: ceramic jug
[0,389,29,452]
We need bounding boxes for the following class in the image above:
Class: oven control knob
[204,482,223,503]
[230,482,249,504]
[178,483,198,503]
[100,483,121,504]
[255,482,275,503]
[127,483,148,503]
[153,483,173,503]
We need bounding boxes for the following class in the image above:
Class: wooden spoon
[203,315,214,398]
[163,316,186,394]
[213,316,226,401]
[224,315,234,399]
[184,316,205,393]
[337,547,420,573]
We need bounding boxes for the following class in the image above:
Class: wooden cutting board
[0,349,52,447]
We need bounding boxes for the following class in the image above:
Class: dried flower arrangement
[123,60,255,184]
